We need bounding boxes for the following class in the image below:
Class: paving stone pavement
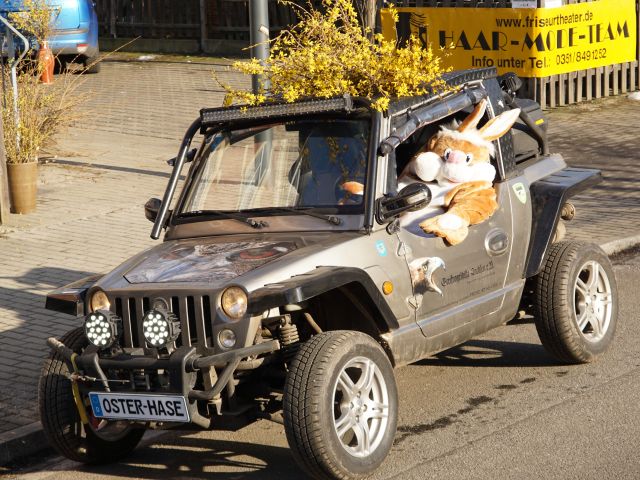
[0,60,639,463]
[545,96,640,248]
[70,60,247,140]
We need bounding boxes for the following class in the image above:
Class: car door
[390,104,517,343]
[396,180,513,340]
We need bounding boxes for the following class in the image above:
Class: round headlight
[142,309,180,348]
[84,310,120,348]
[220,286,248,320]
[89,290,111,312]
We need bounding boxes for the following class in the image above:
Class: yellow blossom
[218,0,448,112]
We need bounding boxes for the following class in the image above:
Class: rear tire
[533,241,618,364]
[38,327,145,463]
[283,331,398,480]
[84,53,101,74]
[54,56,68,74]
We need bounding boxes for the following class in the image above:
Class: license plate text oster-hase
[89,392,190,422]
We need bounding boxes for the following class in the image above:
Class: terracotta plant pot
[7,162,37,214]
[38,41,55,84]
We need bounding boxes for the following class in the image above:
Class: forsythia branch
[218,0,450,112]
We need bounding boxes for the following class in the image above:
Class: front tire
[283,331,398,480]
[38,327,145,463]
[533,241,618,364]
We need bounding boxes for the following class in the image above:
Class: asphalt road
[4,251,639,480]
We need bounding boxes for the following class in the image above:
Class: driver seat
[290,125,367,207]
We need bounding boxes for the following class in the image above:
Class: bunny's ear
[479,108,521,142]
[457,98,488,133]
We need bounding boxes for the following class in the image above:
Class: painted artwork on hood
[124,240,297,284]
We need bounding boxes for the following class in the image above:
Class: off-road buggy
[40,67,618,479]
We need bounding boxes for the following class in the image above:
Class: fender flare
[45,274,103,317]
[247,266,400,331]
[525,167,602,278]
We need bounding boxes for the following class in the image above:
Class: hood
[124,238,299,286]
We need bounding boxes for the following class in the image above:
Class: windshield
[179,118,370,216]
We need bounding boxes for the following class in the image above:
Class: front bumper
[47,336,280,428]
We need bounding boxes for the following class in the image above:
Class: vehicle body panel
[49,0,99,58]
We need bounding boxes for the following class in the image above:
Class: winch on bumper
[46,336,280,428]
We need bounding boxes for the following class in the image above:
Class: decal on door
[409,257,446,296]
[512,182,527,204]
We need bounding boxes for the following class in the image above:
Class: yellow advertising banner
[380,0,636,78]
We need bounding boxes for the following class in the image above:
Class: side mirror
[167,148,198,167]
[144,198,162,223]
[376,183,432,223]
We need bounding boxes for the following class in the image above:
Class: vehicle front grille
[113,294,214,350]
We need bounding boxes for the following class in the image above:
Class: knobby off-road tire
[533,241,618,364]
[38,327,145,463]
[283,331,398,480]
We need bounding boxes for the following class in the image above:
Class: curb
[1,235,639,468]
[601,234,640,256]
[0,422,47,467]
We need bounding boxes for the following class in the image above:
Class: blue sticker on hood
[375,240,387,257]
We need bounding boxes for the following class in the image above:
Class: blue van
[1,0,100,72]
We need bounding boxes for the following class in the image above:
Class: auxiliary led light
[84,310,120,348]
[142,309,180,348]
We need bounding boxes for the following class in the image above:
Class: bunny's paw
[419,213,470,245]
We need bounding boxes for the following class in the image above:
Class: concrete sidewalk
[1,61,639,467]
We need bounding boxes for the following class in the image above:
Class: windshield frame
[169,111,378,231]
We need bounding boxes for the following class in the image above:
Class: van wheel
[84,53,101,73]
[39,327,145,463]
[54,57,68,74]
[533,241,618,364]
[283,331,398,479]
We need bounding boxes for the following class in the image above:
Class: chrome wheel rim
[332,356,389,458]
[573,260,613,342]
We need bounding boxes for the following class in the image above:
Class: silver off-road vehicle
[40,68,618,479]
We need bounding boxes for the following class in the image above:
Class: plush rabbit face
[406,99,521,186]
[427,129,494,184]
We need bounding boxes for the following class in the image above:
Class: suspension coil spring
[278,321,300,364]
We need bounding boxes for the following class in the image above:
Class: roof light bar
[200,95,355,127]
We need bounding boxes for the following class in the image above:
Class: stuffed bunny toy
[398,99,520,245]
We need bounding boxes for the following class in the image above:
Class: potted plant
[1,0,81,214]
[2,68,45,214]
[1,61,85,213]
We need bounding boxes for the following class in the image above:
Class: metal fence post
[249,0,272,185]
[249,0,271,92]
[199,0,207,52]
[0,115,8,225]
[109,0,116,38]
